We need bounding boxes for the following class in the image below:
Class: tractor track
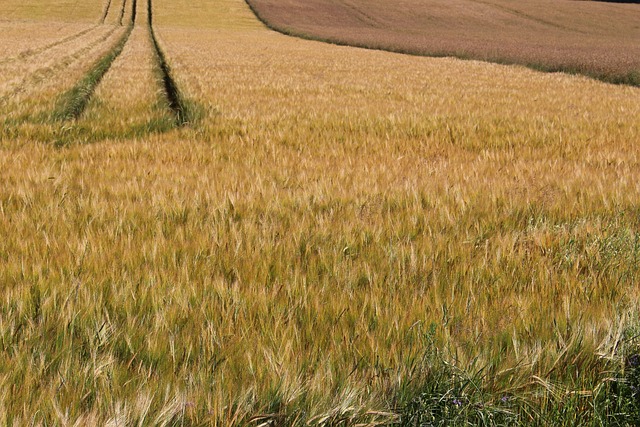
[337,0,385,29]
[0,0,119,67]
[147,0,190,125]
[0,26,122,103]
[119,0,129,25]
[0,26,100,67]
[52,0,137,120]
[4,0,191,134]
[100,0,113,24]
[466,0,589,34]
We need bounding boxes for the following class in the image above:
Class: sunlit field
[246,0,640,86]
[1,0,640,424]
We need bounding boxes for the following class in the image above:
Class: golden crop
[0,0,639,424]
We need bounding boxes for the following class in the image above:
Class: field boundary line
[243,0,640,87]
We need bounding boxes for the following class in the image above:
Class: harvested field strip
[0,26,99,67]
[52,2,136,121]
[0,26,121,101]
[100,0,113,24]
[468,0,582,33]
[147,0,191,124]
[244,0,640,87]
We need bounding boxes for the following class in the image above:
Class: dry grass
[246,0,640,85]
[1,0,640,424]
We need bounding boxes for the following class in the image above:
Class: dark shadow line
[147,0,190,125]
[100,0,113,24]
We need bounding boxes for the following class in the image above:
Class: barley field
[1,0,640,425]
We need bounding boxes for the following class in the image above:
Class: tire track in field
[100,0,113,24]
[337,0,385,29]
[131,0,138,25]
[465,0,589,34]
[72,0,178,141]
[52,0,137,120]
[0,26,121,102]
[4,0,191,137]
[147,0,191,124]
[0,26,100,67]
[119,0,129,25]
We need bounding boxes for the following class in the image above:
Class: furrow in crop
[100,0,113,24]
[0,26,99,67]
[131,0,138,25]
[52,0,136,121]
[71,0,177,141]
[147,0,190,125]
[0,27,120,102]
[119,0,129,25]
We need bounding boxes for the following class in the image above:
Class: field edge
[243,0,640,88]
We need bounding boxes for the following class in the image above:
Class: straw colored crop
[1,0,640,424]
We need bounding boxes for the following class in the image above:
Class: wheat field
[1,0,640,425]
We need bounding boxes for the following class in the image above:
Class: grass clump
[395,324,640,427]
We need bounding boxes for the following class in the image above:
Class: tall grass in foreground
[1,0,640,423]
[1,135,640,424]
